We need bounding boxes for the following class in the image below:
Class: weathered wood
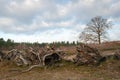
[5,49,29,66]
[74,44,102,65]
[0,51,4,61]
[43,52,61,66]
[21,64,43,72]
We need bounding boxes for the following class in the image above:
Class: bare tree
[79,32,96,43]
[79,16,112,44]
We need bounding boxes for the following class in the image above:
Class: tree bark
[98,33,101,44]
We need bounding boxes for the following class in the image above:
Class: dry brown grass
[89,41,120,51]
[0,41,120,80]
[0,60,120,80]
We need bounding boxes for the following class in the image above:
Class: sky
[0,0,120,43]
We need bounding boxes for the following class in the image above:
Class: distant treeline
[0,38,81,49]
[0,38,14,47]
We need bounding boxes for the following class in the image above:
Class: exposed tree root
[21,64,43,73]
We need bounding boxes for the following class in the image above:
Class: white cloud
[0,0,120,42]
[0,17,14,26]
[8,0,44,15]
[0,28,79,43]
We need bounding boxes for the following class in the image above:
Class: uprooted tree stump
[5,49,29,66]
[43,52,61,66]
[74,43,102,65]
[21,50,62,72]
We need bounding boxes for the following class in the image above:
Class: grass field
[0,41,120,80]
[0,59,120,80]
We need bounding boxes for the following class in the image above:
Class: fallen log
[74,44,102,65]
[100,49,120,62]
